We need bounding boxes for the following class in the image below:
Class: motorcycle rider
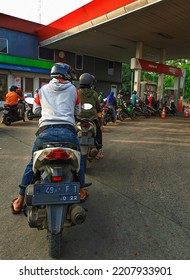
[78,73,104,159]
[5,85,25,119]
[105,91,117,122]
[11,63,90,214]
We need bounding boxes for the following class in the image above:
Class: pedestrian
[144,91,148,105]
[130,90,139,107]
[78,73,104,159]
[11,63,90,214]
[148,93,155,107]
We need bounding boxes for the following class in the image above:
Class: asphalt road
[0,114,190,260]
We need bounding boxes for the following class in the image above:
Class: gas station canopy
[38,0,190,64]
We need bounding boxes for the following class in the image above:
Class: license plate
[32,182,80,205]
[79,136,94,146]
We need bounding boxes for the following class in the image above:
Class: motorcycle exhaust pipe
[69,204,86,225]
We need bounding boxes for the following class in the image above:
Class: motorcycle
[165,103,176,116]
[2,102,25,126]
[116,103,136,121]
[24,141,87,259]
[102,106,115,125]
[145,104,162,117]
[25,96,41,120]
[76,104,98,172]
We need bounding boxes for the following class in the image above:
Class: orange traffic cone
[184,106,189,117]
[161,107,166,119]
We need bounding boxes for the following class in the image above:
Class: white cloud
[0,0,92,24]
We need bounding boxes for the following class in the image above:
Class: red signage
[138,59,183,77]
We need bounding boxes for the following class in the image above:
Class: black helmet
[50,63,72,80]
[10,85,18,92]
[79,73,93,88]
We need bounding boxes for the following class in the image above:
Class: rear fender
[46,204,67,234]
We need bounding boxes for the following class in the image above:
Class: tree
[121,63,132,94]
[165,59,190,100]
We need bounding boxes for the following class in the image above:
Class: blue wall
[0,28,39,59]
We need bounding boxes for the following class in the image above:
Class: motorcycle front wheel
[48,232,62,259]
[118,111,125,121]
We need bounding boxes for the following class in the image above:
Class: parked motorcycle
[145,104,162,117]
[2,102,25,126]
[165,103,176,116]
[132,103,151,118]
[117,103,136,121]
[24,141,87,259]
[25,97,41,120]
[76,115,98,172]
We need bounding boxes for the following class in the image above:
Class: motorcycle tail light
[51,176,62,182]
[103,107,108,111]
[45,148,73,160]
[81,131,88,136]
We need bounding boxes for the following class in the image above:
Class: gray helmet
[79,73,93,88]
[50,63,72,80]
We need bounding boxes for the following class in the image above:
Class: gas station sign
[131,58,183,77]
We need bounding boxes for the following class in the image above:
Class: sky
[0,0,92,25]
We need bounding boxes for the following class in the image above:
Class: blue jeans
[19,127,85,196]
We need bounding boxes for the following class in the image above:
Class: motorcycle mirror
[82,103,93,110]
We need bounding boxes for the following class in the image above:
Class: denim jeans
[19,127,85,196]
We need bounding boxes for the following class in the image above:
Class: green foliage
[165,59,190,100]
[121,63,132,94]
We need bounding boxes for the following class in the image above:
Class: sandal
[80,188,89,202]
[96,151,104,159]
[11,198,23,214]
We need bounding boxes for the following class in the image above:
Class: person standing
[130,90,139,107]
[11,63,90,214]
[148,93,155,107]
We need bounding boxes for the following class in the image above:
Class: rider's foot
[80,188,89,202]
[96,151,104,159]
[11,195,24,214]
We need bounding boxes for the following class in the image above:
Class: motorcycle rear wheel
[4,116,12,126]
[27,111,33,120]
[48,232,62,259]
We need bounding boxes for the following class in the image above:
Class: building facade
[0,14,122,100]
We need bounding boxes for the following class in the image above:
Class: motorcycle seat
[37,142,79,151]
